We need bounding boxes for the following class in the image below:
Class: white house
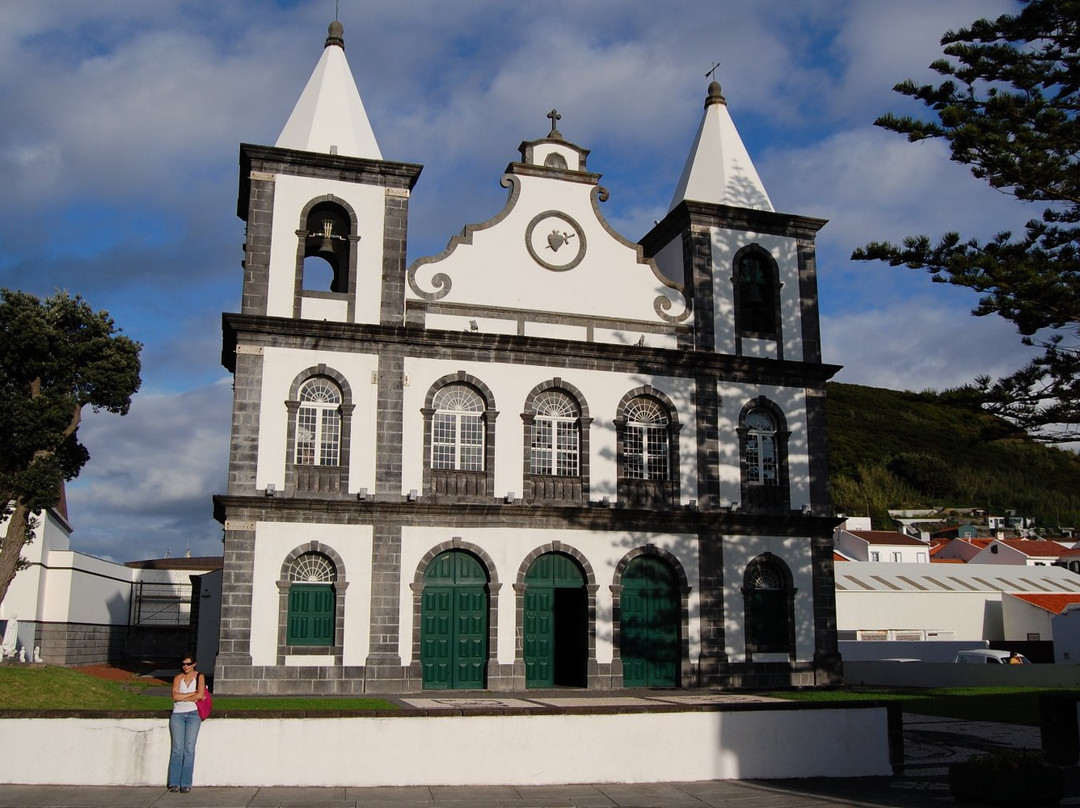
[211,21,842,695]
[969,538,1067,567]
[834,529,930,564]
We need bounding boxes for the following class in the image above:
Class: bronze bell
[316,219,337,259]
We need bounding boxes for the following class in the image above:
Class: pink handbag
[196,688,213,720]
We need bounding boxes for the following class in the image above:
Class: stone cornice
[221,313,841,387]
[213,493,841,537]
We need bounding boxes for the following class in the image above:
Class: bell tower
[236,20,421,327]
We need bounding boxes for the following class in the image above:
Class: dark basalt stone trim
[506,161,601,186]
[220,314,841,388]
[641,201,828,255]
[212,493,841,534]
[238,144,423,218]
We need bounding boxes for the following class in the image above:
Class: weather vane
[706,61,721,80]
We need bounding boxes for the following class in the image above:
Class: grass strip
[0,667,394,713]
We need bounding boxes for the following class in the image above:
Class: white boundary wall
[0,708,892,786]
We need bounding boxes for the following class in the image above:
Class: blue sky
[0,0,1035,562]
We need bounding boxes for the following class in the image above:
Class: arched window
[285,552,336,646]
[615,389,680,508]
[423,375,496,502]
[624,397,669,481]
[295,378,342,467]
[737,398,790,513]
[742,554,795,656]
[531,391,579,476]
[745,409,777,487]
[432,385,485,471]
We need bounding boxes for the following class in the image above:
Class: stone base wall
[33,622,127,666]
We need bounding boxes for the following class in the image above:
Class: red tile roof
[846,531,928,546]
[1010,593,1080,614]
[930,558,967,564]
[833,551,848,562]
[994,539,1067,558]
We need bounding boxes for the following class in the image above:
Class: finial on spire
[325,19,345,50]
[546,109,563,140]
[705,80,726,108]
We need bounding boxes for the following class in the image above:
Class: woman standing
[167,654,205,793]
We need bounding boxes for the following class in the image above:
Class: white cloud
[64,382,231,562]
[823,298,1034,393]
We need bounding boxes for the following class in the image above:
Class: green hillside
[826,382,1080,530]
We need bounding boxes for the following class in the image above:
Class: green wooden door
[621,557,680,687]
[524,552,586,688]
[421,551,488,689]
[287,583,335,645]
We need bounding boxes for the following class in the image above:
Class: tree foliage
[852,0,1080,442]
[0,289,141,610]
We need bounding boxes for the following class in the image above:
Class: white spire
[275,21,382,160]
[668,81,772,213]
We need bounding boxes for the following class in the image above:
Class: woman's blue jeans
[168,710,201,788]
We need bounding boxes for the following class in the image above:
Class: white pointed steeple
[275,21,382,160]
[669,81,772,213]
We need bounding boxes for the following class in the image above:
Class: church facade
[213,22,841,695]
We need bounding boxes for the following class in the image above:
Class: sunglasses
[181,662,194,667]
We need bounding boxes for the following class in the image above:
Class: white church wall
[398,526,701,666]
[400,357,698,504]
[249,521,374,666]
[256,346,380,494]
[709,229,803,360]
[722,535,816,663]
[265,174,386,323]
[716,382,811,510]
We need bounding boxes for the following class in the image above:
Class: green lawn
[0,666,396,712]
[766,686,1072,726]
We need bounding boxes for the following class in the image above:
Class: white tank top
[173,674,198,713]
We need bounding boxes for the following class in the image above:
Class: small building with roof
[834,529,930,564]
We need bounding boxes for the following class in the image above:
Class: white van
[954,649,1029,664]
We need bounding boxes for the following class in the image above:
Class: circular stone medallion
[525,211,587,272]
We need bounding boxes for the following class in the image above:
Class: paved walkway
[1,711,1074,807]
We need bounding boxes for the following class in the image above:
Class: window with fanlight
[745,409,777,487]
[624,397,669,481]
[531,391,579,476]
[742,554,795,655]
[431,385,485,471]
[285,552,336,646]
[295,378,341,467]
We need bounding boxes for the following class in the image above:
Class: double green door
[621,556,680,687]
[421,551,488,689]
[523,552,587,688]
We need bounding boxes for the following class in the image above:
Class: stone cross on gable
[547,109,562,137]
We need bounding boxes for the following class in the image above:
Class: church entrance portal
[421,550,488,690]
[620,556,680,687]
[523,552,587,687]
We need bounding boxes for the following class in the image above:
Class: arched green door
[524,552,587,688]
[421,550,488,689]
[621,556,680,687]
